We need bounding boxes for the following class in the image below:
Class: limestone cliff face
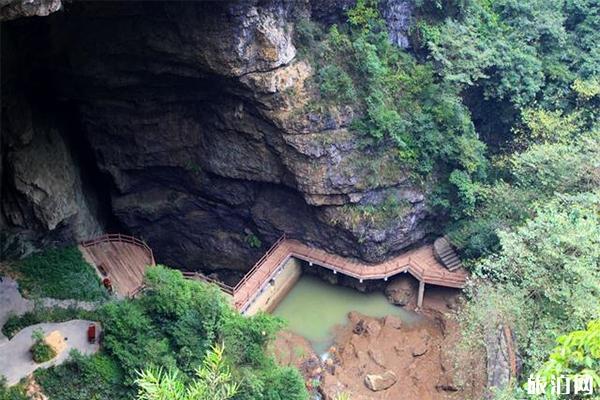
[0,0,61,21]
[0,0,427,270]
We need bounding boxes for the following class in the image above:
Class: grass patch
[331,195,412,231]
[2,307,98,339]
[8,246,107,301]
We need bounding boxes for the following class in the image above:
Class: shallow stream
[273,274,419,353]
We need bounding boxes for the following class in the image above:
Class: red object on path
[102,277,113,293]
[87,324,96,343]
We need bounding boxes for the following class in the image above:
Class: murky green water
[273,274,419,354]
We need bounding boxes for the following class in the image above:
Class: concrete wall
[244,257,302,316]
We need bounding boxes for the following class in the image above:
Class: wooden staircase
[433,237,462,272]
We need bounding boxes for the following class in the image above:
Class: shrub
[2,307,97,339]
[10,246,107,301]
[318,65,356,104]
[0,377,28,400]
[460,192,600,374]
[245,234,262,249]
[299,0,488,218]
[535,319,600,394]
[222,313,284,367]
[136,344,239,400]
[35,351,128,400]
[35,266,308,400]
[31,329,56,363]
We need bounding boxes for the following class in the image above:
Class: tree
[460,192,600,373]
[535,319,600,398]
[136,344,238,400]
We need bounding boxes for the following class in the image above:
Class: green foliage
[31,328,57,363]
[9,246,107,301]
[99,300,175,385]
[515,108,584,146]
[535,319,600,397]
[318,65,356,104]
[0,378,28,400]
[461,192,600,373]
[347,0,381,30]
[417,0,600,146]
[31,340,55,363]
[2,306,97,339]
[244,234,262,249]
[136,344,239,400]
[222,313,284,367]
[448,133,599,258]
[331,195,412,235]
[260,366,308,400]
[572,77,600,100]
[298,0,488,217]
[35,351,128,400]
[37,266,306,400]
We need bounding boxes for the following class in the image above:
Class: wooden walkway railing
[81,233,155,266]
[81,232,467,310]
[182,271,235,295]
[186,234,468,312]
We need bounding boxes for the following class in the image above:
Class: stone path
[0,277,99,344]
[0,277,32,345]
[0,320,100,385]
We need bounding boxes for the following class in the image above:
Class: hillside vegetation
[299,0,599,397]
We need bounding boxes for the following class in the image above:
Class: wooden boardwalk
[79,232,467,312]
[198,235,468,313]
[80,234,155,297]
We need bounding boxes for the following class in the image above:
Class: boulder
[385,276,417,306]
[485,325,518,396]
[350,314,381,337]
[0,0,62,21]
[411,332,430,357]
[383,315,404,329]
[364,370,398,391]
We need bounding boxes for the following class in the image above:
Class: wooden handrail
[87,231,468,310]
[83,231,467,311]
[182,271,235,295]
[81,233,155,266]
[233,233,287,292]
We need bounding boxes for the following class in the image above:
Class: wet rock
[364,370,398,391]
[368,348,386,368]
[410,331,430,357]
[485,325,518,396]
[380,0,413,49]
[365,320,381,337]
[385,276,417,306]
[384,315,404,329]
[0,0,61,21]
[351,314,381,337]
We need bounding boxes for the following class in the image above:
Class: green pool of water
[273,274,419,354]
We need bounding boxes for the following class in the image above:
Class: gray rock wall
[1,0,428,271]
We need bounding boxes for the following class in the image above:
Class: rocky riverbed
[273,284,487,400]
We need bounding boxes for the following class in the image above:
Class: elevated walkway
[80,234,155,297]
[79,233,467,312]
[192,234,468,313]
